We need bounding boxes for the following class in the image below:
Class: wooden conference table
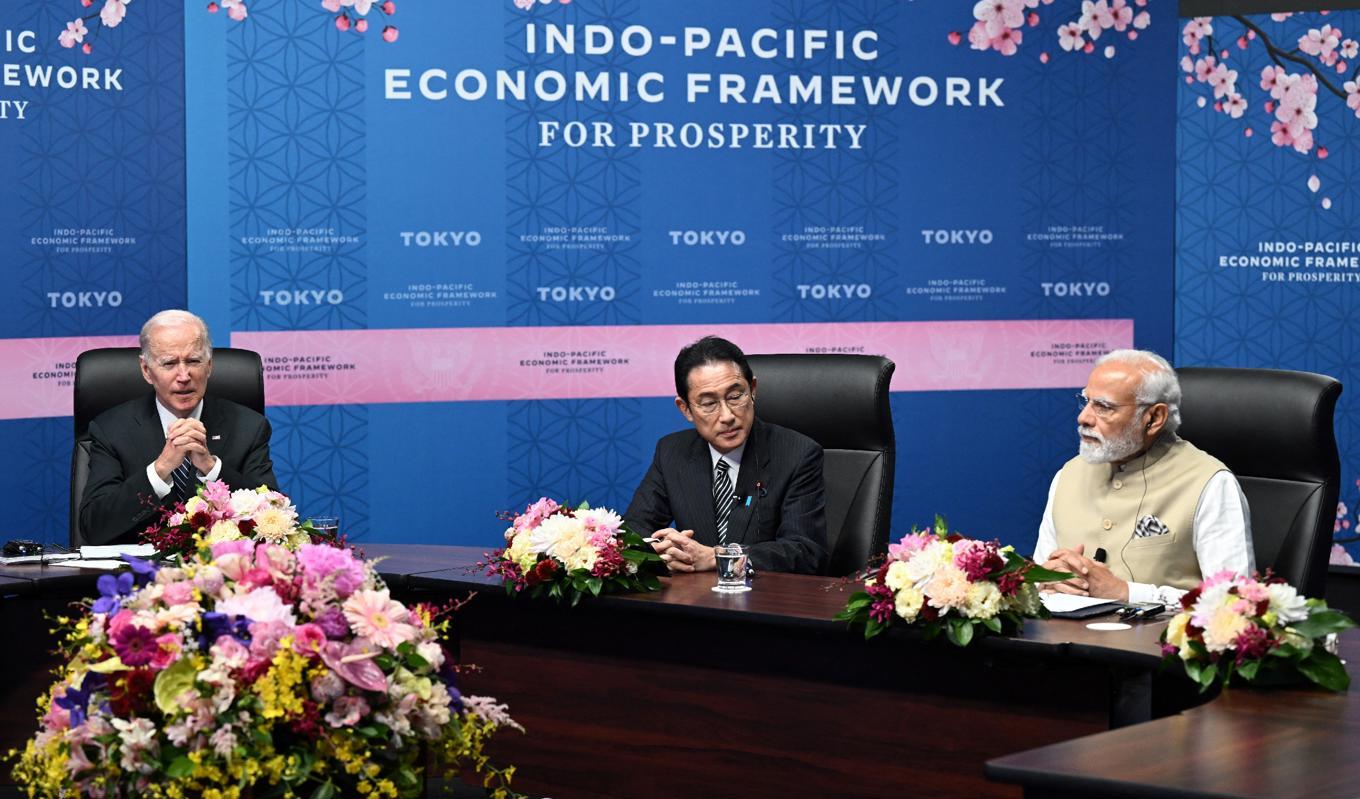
[4,545,1357,799]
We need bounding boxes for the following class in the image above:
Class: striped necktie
[713,458,735,545]
[171,457,196,501]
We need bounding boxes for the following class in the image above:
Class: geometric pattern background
[0,0,187,544]
[1175,11,1360,559]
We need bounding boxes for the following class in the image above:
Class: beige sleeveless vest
[1052,434,1226,590]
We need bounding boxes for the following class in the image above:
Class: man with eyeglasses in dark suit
[624,336,829,575]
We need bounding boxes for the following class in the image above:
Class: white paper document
[79,544,156,559]
[54,559,128,570]
[1041,593,1119,614]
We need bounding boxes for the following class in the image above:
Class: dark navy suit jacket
[625,419,828,575]
[80,395,278,545]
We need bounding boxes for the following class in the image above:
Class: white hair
[1095,349,1181,434]
[139,310,213,361]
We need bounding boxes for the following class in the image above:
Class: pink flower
[112,623,158,667]
[990,26,1023,55]
[1223,93,1246,118]
[975,0,1024,39]
[343,588,417,649]
[1058,22,1084,52]
[150,633,182,670]
[1207,63,1238,98]
[222,0,248,21]
[100,0,128,29]
[214,586,297,626]
[1345,80,1360,117]
[324,695,370,727]
[321,0,342,10]
[887,532,932,561]
[292,623,327,657]
[319,639,388,692]
[298,543,367,598]
[162,581,195,606]
[58,19,88,48]
[1107,0,1133,31]
[381,25,398,42]
[210,635,249,669]
[1194,56,1217,82]
[968,20,992,51]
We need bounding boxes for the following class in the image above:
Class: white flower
[1268,583,1309,623]
[883,561,912,592]
[230,488,266,517]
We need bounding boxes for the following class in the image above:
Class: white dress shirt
[709,441,746,496]
[145,399,222,499]
[1034,469,1255,605]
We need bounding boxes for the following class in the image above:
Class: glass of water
[713,543,751,593]
[310,516,340,541]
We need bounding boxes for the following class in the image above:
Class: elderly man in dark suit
[625,336,828,575]
[79,310,278,545]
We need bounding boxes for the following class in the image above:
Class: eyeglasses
[1075,392,1143,420]
[691,390,752,418]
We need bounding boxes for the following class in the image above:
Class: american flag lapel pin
[211,434,222,441]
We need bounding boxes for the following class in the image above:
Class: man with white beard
[1034,349,1254,605]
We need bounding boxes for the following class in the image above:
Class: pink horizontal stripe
[232,320,1133,407]
[0,335,139,420]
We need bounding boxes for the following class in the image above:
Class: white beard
[1077,419,1145,464]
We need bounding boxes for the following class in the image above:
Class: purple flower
[121,554,159,587]
[112,624,159,667]
[92,572,134,615]
[53,674,106,727]
[312,606,350,639]
[197,611,251,650]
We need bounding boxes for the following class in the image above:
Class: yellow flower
[883,561,912,592]
[206,519,242,544]
[894,585,924,622]
[1164,612,1189,648]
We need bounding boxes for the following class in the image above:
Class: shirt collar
[154,397,204,435]
[709,441,746,470]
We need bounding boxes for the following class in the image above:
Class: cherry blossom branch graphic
[950,0,1152,62]
[58,0,400,53]
[1180,13,1357,208]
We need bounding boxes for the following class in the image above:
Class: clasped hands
[154,417,217,482]
[1040,543,1130,602]
[650,528,716,573]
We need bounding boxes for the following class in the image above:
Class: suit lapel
[200,397,225,456]
[725,419,764,546]
[138,394,165,460]
[679,433,719,545]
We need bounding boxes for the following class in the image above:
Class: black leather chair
[746,354,895,576]
[1177,367,1342,597]
[70,347,266,547]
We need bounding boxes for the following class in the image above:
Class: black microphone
[1093,547,1107,564]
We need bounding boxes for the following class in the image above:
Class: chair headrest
[74,347,266,437]
[746,354,895,451]
[1176,366,1341,483]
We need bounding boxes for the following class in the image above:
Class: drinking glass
[713,543,751,593]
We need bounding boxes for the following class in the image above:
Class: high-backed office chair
[70,347,266,547]
[746,354,895,576]
[1176,367,1342,597]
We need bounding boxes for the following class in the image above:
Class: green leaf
[310,783,337,799]
[864,617,885,640]
[934,514,948,537]
[404,652,429,671]
[166,755,194,779]
[357,725,383,739]
[396,642,416,656]
[982,616,1003,634]
[946,619,975,647]
[1236,659,1261,681]
[1297,651,1352,692]
[374,654,396,671]
[586,577,603,597]
[575,500,592,511]
[1291,610,1357,640]
[1024,566,1074,583]
[153,657,200,715]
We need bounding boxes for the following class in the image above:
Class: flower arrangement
[836,516,1068,645]
[484,498,667,605]
[11,541,520,798]
[141,480,335,560]
[1160,571,1356,692]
